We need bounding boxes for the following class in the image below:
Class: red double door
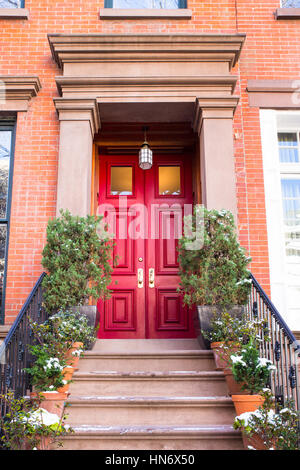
[97,154,195,339]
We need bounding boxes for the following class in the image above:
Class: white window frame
[260,110,300,331]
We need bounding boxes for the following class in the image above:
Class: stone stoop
[61,339,243,450]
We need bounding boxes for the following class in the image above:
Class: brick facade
[0,0,299,323]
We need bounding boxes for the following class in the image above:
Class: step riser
[69,378,228,396]
[78,357,215,372]
[60,436,243,450]
[66,404,236,426]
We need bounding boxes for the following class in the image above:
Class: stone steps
[78,351,215,372]
[61,425,244,450]
[61,339,242,450]
[69,370,228,396]
[66,396,236,426]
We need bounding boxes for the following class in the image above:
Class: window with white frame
[281,0,300,7]
[0,0,24,7]
[260,110,300,331]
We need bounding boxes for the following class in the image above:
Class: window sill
[275,8,300,19]
[0,8,29,19]
[99,8,192,19]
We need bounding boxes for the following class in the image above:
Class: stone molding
[53,97,101,136]
[0,8,29,20]
[275,8,300,19]
[55,75,238,97]
[99,8,192,19]
[48,33,246,71]
[0,76,41,112]
[247,79,300,108]
[54,76,239,125]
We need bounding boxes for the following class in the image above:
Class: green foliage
[202,311,270,345]
[177,207,251,307]
[234,390,300,450]
[26,310,96,392]
[0,391,71,450]
[29,319,69,362]
[42,210,114,314]
[49,310,96,349]
[230,339,276,395]
[24,346,66,393]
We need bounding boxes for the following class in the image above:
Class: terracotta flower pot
[57,366,74,393]
[66,341,84,369]
[223,368,248,396]
[30,391,68,416]
[211,342,240,370]
[232,394,265,416]
[242,433,268,451]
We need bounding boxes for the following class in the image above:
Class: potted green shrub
[0,391,71,450]
[48,310,96,368]
[234,390,300,450]
[177,207,252,348]
[202,311,268,370]
[229,339,276,412]
[27,311,96,403]
[41,210,114,329]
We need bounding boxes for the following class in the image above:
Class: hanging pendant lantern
[139,126,153,170]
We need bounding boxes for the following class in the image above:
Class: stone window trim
[0,8,29,19]
[0,76,41,112]
[275,8,300,19]
[99,8,192,19]
[247,80,300,109]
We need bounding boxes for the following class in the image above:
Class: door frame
[95,146,197,339]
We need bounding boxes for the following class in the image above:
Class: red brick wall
[0,0,299,322]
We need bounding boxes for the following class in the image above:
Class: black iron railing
[0,273,47,416]
[247,273,300,411]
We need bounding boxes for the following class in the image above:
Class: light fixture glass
[139,127,153,170]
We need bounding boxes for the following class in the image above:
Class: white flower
[231,355,247,367]
[257,357,276,370]
[20,409,60,428]
[43,357,64,372]
[235,409,276,427]
[279,408,297,416]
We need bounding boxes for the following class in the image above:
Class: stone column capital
[53,97,101,137]
[192,96,239,136]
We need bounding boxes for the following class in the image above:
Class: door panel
[145,156,195,338]
[97,153,195,339]
[97,155,146,338]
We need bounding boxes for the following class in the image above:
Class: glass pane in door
[110,166,133,195]
[158,166,181,195]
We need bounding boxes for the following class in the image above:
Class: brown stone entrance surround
[48,33,245,218]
